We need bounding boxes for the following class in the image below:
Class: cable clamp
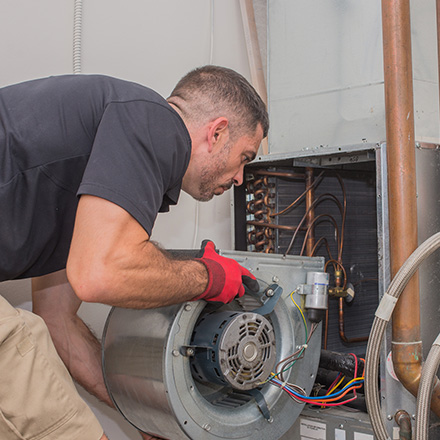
[375,292,398,322]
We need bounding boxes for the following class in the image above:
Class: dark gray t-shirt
[0,74,191,281]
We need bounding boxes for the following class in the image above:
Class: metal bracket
[180,345,211,357]
[251,283,283,315]
[247,389,273,422]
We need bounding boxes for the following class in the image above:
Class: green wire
[290,290,308,342]
[262,291,310,384]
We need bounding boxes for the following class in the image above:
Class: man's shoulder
[10,74,165,110]
[55,74,163,100]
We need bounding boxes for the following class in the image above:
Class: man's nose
[233,169,244,186]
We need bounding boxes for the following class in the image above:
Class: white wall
[0,1,252,438]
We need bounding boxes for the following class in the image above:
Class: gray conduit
[365,232,440,440]
[73,0,82,74]
[416,334,440,440]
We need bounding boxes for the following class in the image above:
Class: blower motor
[190,310,276,390]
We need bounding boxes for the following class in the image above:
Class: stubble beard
[196,143,233,202]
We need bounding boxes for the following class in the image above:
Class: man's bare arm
[32,271,112,406]
[32,270,165,440]
[67,195,208,308]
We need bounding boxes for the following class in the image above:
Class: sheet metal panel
[266,0,439,154]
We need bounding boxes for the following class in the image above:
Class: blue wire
[271,378,364,400]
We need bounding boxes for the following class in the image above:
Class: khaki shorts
[0,295,104,440]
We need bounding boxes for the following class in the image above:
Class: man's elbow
[66,259,114,304]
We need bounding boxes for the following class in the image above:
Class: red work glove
[193,240,259,303]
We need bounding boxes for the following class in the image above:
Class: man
[0,65,269,439]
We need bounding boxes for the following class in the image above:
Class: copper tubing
[272,171,325,218]
[305,168,315,256]
[253,170,305,179]
[246,220,301,231]
[299,214,340,257]
[394,410,412,440]
[381,0,440,414]
[246,174,276,252]
[338,298,369,344]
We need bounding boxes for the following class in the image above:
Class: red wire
[349,352,359,399]
[272,353,365,407]
[272,381,364,406]
[327,372,342,394]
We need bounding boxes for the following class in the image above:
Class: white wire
[73,0,83,74]
[209,0,214,64]
[191,200,200,248]
[192,0,215,249]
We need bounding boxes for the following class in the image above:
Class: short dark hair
[168,65,269,139]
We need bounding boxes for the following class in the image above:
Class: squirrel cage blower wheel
[102,251,326,440]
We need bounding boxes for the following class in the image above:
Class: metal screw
[387,415,393,420]
[339,424,344,429]
[267,417,274,424]
[272,276,279,283]
[203,424,211,431]
[184,304,192,311]
[172,350,180,357]
[186,348,195,357]
[266,289,274,297]
[412,414,416,420]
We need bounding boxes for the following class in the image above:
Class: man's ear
[207,117,229,152]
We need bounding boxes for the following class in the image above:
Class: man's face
[194,126,263,202]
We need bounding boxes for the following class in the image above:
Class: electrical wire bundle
[264,292,365,407]
[272,292,319,383]
[269,369,364,407]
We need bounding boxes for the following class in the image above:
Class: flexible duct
[415,334,440,440]
[365,232,440,440]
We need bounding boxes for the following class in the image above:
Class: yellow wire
[327,375,345,395]
[344,376,365,386]
[290,291,308,334]
[288,292,366,391]
[260,292,321,387]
